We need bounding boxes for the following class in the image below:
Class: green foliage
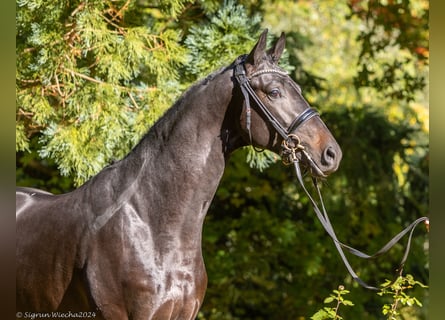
[183,0,261,81]
[378,274,428,319]
[311,285,354,320]
[245,146,279,172]
[17,0,187,185]
[16,0,280,185]
[311,275,427,320]
[348,0,429,102]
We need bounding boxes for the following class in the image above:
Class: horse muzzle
[280,134,342,178]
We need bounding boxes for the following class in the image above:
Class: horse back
[16,187,53,215]
[16,187,91,313]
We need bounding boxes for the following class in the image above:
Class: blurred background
[16,0,429,318]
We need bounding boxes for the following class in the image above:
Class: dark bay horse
[16,30,342,319]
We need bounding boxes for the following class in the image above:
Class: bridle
[233,55,429,290]
[234,55,319,161]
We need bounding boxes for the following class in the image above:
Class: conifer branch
[61,67,157,93]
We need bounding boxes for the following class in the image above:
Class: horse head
[235,29,342,177]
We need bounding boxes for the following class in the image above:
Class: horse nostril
[322,146,337,166]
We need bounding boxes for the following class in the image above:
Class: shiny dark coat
[16,30,341,319]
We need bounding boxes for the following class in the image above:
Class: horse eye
[268,88,281,99]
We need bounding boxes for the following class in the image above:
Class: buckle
[280,134,305,165]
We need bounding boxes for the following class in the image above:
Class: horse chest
[124,207,207,295]
[144,266,205,320]
[88,203,207,319]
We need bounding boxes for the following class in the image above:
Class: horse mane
[128,63,236,155]
[81,63,237,190]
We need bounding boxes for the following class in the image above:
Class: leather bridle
[233,55,429,290]
[234,55,319,155]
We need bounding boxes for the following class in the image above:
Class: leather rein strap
[292,160,428,290]
[233,56,429,291]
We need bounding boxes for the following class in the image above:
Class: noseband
[233,55,428,291]
[234,55,318,159]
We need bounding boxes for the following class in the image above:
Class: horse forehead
[250,69,302,93]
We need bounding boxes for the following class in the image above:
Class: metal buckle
[281,134,305,165]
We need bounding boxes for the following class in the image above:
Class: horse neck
[87,66,245,250]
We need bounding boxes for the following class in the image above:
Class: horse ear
[267,32,286,64]
[245,29,268,65]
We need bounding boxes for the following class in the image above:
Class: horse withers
[16,30,341,319]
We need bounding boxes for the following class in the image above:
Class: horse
[16,29,342,319]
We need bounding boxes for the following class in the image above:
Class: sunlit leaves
[378,274,428,319]
[17,0,186,185]
[183,0,261,81]
[349,0,429,102]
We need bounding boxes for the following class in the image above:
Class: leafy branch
[312,274,428,320]
[378,274,428,319]
[311,285,354,320]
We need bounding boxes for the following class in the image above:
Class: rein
[233,56,429,290]
[291,158,428,290]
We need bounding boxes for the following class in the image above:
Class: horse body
[17,65,236,319]
[16,30,342,319]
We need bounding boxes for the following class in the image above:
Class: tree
[16,0,271,189]
[348,0,429,102]
[16,0,188,187]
